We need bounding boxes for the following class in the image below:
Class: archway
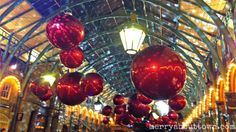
[0,113,10,131]
[226,63,236,92]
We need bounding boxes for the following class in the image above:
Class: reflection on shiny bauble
[131,45,187,100]
[46,13,85,50]
[81,73,104,96]
[60,47,84,68]
[56,72,87,105]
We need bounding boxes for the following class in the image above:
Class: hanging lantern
[94,99,103,112]
[168,95,187,111]
[46,13,85,50]
[56,72,87,106]
[80,73,104,96]
[113,94,125,105]
[59,47,84,68]
[131,45,187,100]
[119,13,146,54]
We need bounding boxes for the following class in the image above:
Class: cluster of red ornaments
[30,81,53,101]
[46,13,85,69]
[56,72,104,106]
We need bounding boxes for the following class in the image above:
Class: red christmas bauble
[102,105,112,116]
[136,93,152,104]
[128,99,151,118]
[30,82,39,95]
[168,95,186,111]
[103,117,110,124]
[167,120,177,126]
[114,105,126,115]
[39,88,53,101]
[46,13,85,50]
[56,72,87,106]
[60,47,84,68]
[119,113,135,125]
[168,111,179,121]
[31,82,50,97]
[156,117,164,125]
[80,73,104,96]
[113,94,125,105]
[131,45,187,100]
[162,115,170,124]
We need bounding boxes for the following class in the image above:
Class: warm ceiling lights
[119,13,146,54]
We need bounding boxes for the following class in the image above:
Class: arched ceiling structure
[0,0,235,114]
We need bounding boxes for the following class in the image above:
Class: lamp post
[119,13,146,54]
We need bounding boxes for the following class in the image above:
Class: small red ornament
[168,95,187,111]
[114,105,126,115]
[128,99,151,118]
[119,113,135,125]
[167,120,177,126]
[39,88,53,101]
[131,45,187,100]
[162,115,170,124]
[60,47,84,68]
[30,82,50,97]
[46,13,85,50]
[80,73,104,96]
[56,72,87,106]
[136,93,152,104]
[103,117,110,124]
[102,105,112,116]
[168,111,179,121]
[156,117,164,125]
[113,95,125,105]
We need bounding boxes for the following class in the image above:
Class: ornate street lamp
[119,13,146,54]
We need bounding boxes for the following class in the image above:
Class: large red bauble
[102,105,112,116]
[168,111,179,121]
[168,95,187,111]
[39,88,53,101]
[114,105,126,115]
[56,72,87,106]
[113,95,125,105]
[131,45,187,100]
[46,13,85,50]
[128,99,151,118]
[136,93,152,104]
[80,73,104,96]
[60,47,84,68]
[103,117,110,124]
